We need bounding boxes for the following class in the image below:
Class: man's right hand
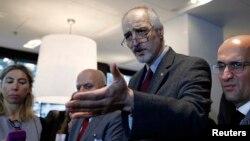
[65,63,134,118]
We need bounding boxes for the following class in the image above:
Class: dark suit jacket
[218,93,236,124]
[39,117,49,141]
[45,110,68,141]
[218,93,250,125]
[127,47,212,139]
[68,111,124,141]
[241,110,250,125]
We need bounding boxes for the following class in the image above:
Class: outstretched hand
[66,63,134,118]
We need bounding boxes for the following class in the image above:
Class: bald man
[215,35,250,125]
[68,69,124,141]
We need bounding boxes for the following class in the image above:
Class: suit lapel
[129,67,146,90]
[69,119,84,141]
[129,47,176,94]
[82,116,103,140]
[241,110,250,125]
[148,48,175,94]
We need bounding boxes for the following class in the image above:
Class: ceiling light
[177,0,213,13]
[34,19,97,104]
[67,18,75,34]
[3,57,10,62]
[190,0,198,4]
[23,39,41,49]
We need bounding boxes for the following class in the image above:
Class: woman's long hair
[0,64,35,120]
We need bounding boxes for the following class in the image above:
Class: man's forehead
[127,8,146,18]
[123,9,150,27]
[122,20,150,34]
[77,75,92,82]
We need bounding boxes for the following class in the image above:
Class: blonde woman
[0,64,48,141]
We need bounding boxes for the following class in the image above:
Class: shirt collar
[238,101,250,115]
[147,46,169,73]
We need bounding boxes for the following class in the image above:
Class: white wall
[163,14,224,123]
[164,15,189,55]
[187,15,223,123]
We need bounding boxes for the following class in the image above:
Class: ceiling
[0,0,250,71]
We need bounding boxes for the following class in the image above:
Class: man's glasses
[212,61,250,74]
[121,27,153,47]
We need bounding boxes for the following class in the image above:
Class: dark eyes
[124,28,149,39]
[76,83,94,91]
[213,61,250,74]
[217,62,243,69]
[4,78,27,85]
[124,32,132,39]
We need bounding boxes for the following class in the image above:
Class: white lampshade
[33,34,97,104]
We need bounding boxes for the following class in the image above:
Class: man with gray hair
[67,6,212,139]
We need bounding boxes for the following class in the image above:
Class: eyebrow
[217,60,243,63]
[77,83,94,87]
[5,76,27,79]
[5,76,28,81]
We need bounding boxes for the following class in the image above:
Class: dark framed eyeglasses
[121,26,153,47]
[212,61,250,74]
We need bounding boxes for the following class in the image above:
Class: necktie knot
[140,68,153,92]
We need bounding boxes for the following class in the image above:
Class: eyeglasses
[212,61,250,74]
[121,27,153,47]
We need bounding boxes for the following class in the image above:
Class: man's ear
[157,28,164,38]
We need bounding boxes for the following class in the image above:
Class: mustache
[133,45,146,53]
